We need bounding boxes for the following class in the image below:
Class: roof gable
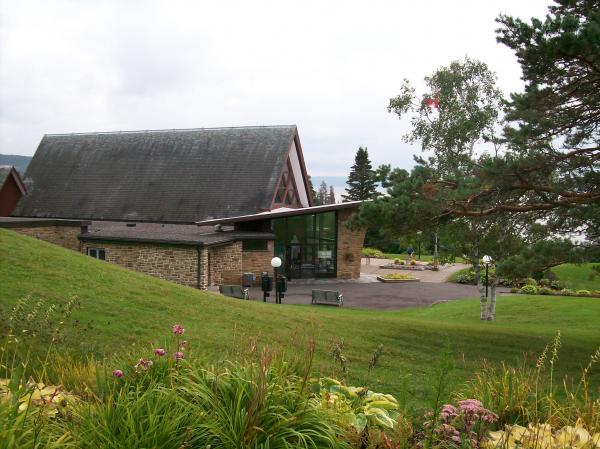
[13,126,302,223]
[0,165,26,195]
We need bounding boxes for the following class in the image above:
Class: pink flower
[174,351,184,361]
[154,348,166,356]
[458,399,484,414]
[172,324,185,335]
[440,404,458,421]
[134,358,153,372]
[113,369,124,378]
[482,411,499,423]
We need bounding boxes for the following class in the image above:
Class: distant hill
[0,154,32,175]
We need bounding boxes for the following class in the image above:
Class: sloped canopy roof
[14,126,309,223]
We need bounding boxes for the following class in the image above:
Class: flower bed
[377,273,420,283]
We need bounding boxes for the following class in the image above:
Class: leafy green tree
[342,147,378,201]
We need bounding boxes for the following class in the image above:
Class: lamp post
[271,257,282,304]
[416,231,422,261]
[482,255,492,300]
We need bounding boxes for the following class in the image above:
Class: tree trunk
[487,280,498,321]
[473,259,487,321]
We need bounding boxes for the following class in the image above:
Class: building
[0,165,27,216]
[3,126,365,288]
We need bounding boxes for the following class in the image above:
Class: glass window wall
[272,211,337,279]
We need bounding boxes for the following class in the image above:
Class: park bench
[311,289,343,307]
[219,285,250,300]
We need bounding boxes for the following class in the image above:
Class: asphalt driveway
[242,279,485,310]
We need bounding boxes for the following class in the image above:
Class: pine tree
[342,147,378,202]
[316,181,328,206]
[307,175,318,205]
[328,185,336,204]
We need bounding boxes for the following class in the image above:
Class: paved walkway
[360,258,470,283]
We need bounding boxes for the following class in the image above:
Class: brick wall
[208,241,243,286]
[14,225,82,251]
[336,209,366,279]
[81,240,200,288]
[242,241,274,284]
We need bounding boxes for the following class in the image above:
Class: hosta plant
[485,421,600,449]
[311,377,401,433]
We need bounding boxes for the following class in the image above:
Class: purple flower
[113,369,124,378]
[174,351,184,361]
[172,324,185,335]
[154,348,166,357]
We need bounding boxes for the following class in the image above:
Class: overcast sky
[0,0,550,176]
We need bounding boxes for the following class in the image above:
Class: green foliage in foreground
[1,229,600,406]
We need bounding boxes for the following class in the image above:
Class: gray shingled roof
[80,221,274,246]
[13,126,298,223]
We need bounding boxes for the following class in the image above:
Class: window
[87,247,106,260]
[242,240,268,251]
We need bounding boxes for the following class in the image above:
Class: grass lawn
[2,229,600,408]
[552,263,600,290]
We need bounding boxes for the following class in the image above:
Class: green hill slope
[1,228,599,401]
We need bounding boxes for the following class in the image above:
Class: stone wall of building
[14,225,82,251]
[242,241,274,285]
[80,240,200,288]
[208,241,243,286]
[336,209,366,279]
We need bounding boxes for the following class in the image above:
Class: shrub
[520,285,539,295]
[510,288,519,293]
[362,248,384,258]
[577,289,592,297]
[539,278,551,287]
[550,280,566,290]
[560,288,575,296]
[537,287,552,295]
[523,278,538,287]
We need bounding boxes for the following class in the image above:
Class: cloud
[0,0,550,176]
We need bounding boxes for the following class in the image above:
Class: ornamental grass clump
[458,333,600,431]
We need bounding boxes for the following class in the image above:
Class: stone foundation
[208,242,243,286]
[80,240,200,287]
[0,220,84,252]
[242,241,274,284]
